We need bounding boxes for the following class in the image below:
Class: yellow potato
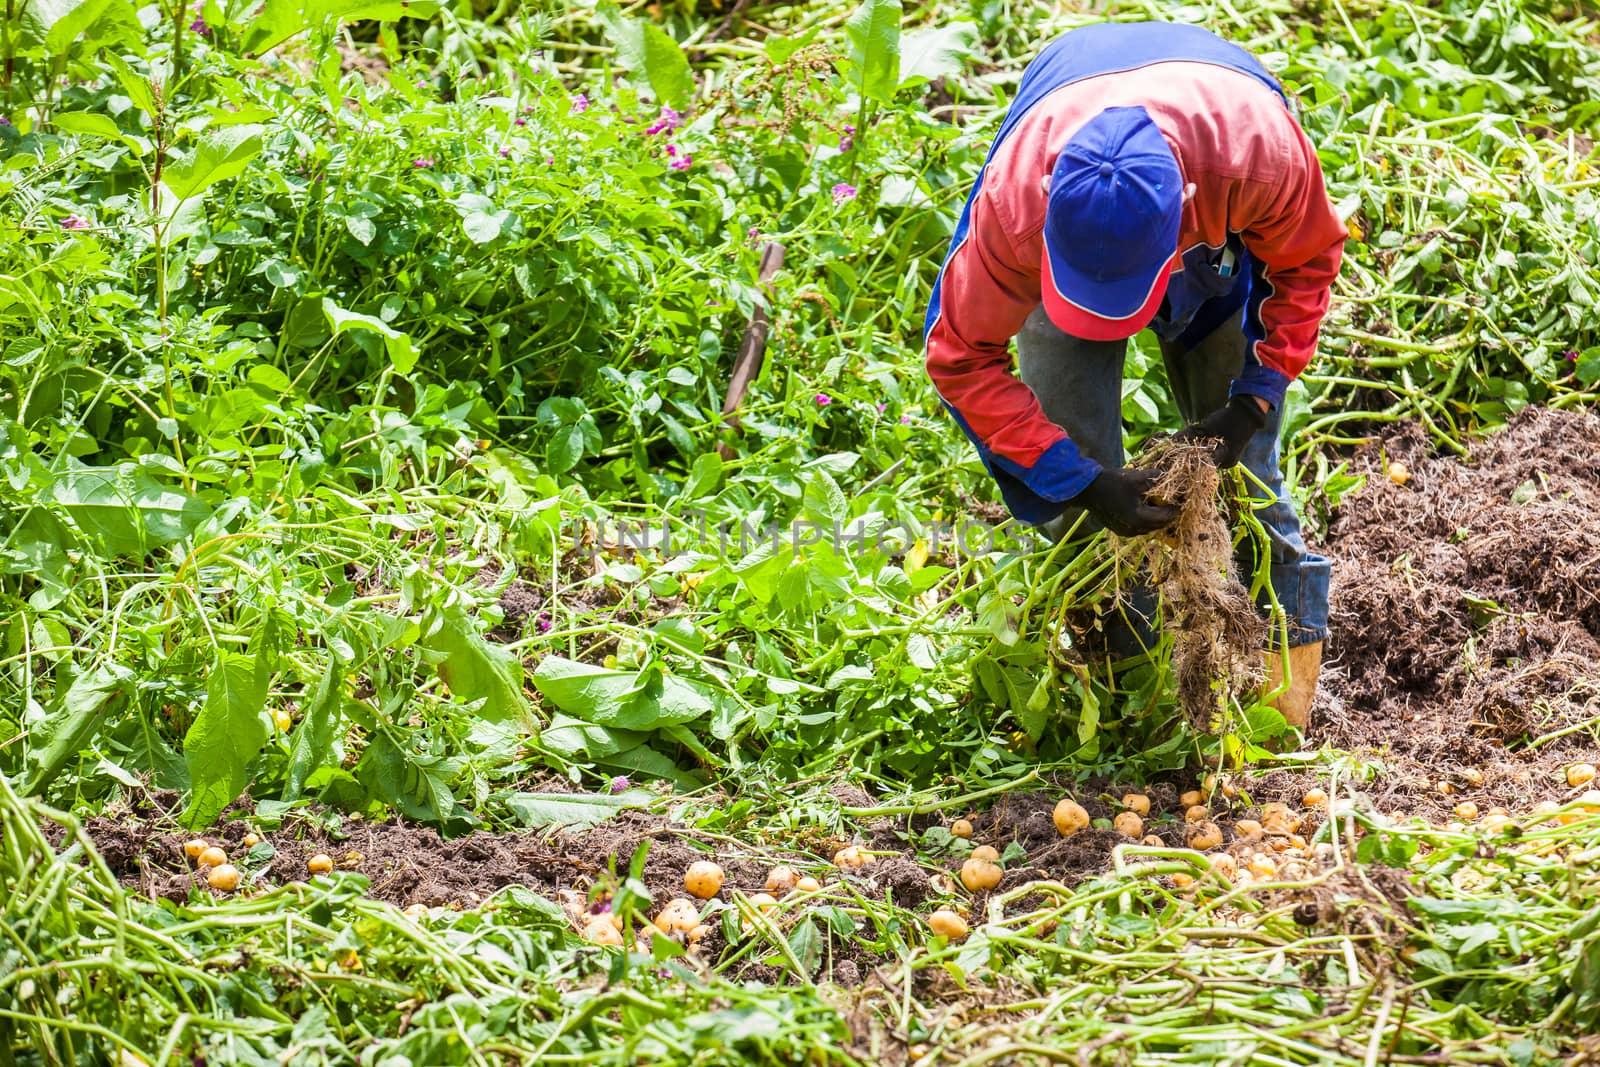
[1187,820,1224,851]
[1113,812,1144,838]
[183,839,209,860]
[1454,801,1480,821]
[970,844,1000,863]
[833,846,874,869]
[1053,798,1089,837]
[197,846,227,869]
[685,860,725,899]
[653,898,701,934]
[928,909,969,940]
[959,858,1002,891]
[583,917,623,945]
[764,866,799,894]
[795,875,822,893]
[950,819,974,839]
[206,864,241,891]
[1568,763,1597,788]
[1179,789,1203,809]
[1301,788,1328,808]
[1121,793,1151,816]
[307,853,334,875]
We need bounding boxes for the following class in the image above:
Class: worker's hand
[1173,395,1268,469]
[1068,466,1180,537]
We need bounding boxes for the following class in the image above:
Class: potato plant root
[1136,440,1267,730]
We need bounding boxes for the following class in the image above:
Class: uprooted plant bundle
[1134,440,1268,731]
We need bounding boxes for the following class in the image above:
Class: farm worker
[924,22,1346,728]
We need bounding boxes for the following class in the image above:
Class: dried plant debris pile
[1321,407,1600,779]
[1139,440,1267,730]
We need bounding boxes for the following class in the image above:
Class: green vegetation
[2,0,1599,1063]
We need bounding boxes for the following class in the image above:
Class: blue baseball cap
[1041,106,1183,341]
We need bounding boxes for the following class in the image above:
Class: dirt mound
[1320,407,1600,808]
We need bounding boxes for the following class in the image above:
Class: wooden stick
[717,241,785,458]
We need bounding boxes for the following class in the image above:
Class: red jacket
[925,39,1346,520]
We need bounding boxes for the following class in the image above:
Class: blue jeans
[1016,305,1329,649]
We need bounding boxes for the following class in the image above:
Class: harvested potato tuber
[764,866,799,894]
[959,858,1002,891]
[1187,821,1224,851]
[1302,788,1328,808]
[950,819,974,839]
[1113,812,1143,838]
[583,918,623,945]
[307,854,334,875]
[1121,793,1151,816]
[1568,763,1597,788]
[183,839,208,861]
[206,864,241,891]
[970,844,1000,863]
[928,909,969,940]
[1179,789,1203,809]
[795,875,822,893]
[833,846,874,869]
[197,846,227,869]
[685,861,725,898]
[1184,804,1209,824]
[653,898,700,934]
[1053,798,1089,838]
[1454,801,1480,821]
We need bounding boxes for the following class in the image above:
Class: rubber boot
[1265,641,1322,731]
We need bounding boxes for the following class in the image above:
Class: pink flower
[814,393,832,406]
[668,154,692,171]
[499,146,512,158]
[189,16,209,34]
[876,402,886,414]
[60,215,90,230]
[536,612,552,633]
[514,118,526,127]
[665,144,677,156]
[608,776,630,794]
[831,182,857,204]
[411,157,434,169]
[643,105,683,136]
[900,414,912,425]
[571,93,589,114]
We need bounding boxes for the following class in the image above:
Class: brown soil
[1317,407,1600,814]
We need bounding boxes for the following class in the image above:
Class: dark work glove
[1173,395,1268,469]
[1068,466,1180,537]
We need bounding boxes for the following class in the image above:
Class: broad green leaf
[358,732,466,825]
[242,0,442,54]
[503,788,654,830]
[284,663,342,801]
[22,663,135,795]
[898,21,977,85]
[594,1,694,109]
[423,613,527,725]
[181,653,271,829]
[24,0,141,56]
[321,297,418,374]
[101,54,157,119]
[845,0,902,104]
[682,451,723,499]
[50,464,211,557]
[163,125,265,202]
[533,657,712,730]
[52,111,123,140]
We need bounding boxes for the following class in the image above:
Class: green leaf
[284,663,342,801]
[533,657,712,730]
[321,297,418,374]
[845,0,902,104]
[547,424,585,474]
[242,0,442,54]
[898,21,977,85]
[22,663,135,795]
[359,731,466,825]
[163,125,265,202]
[181,653,271,829]
[49,464,211,557]
[503,788,654,830]
[594,1,694,109]
[682,452,723,499]
[423,613,527,725]
[52,110,123,140]
[25,0,141,56]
